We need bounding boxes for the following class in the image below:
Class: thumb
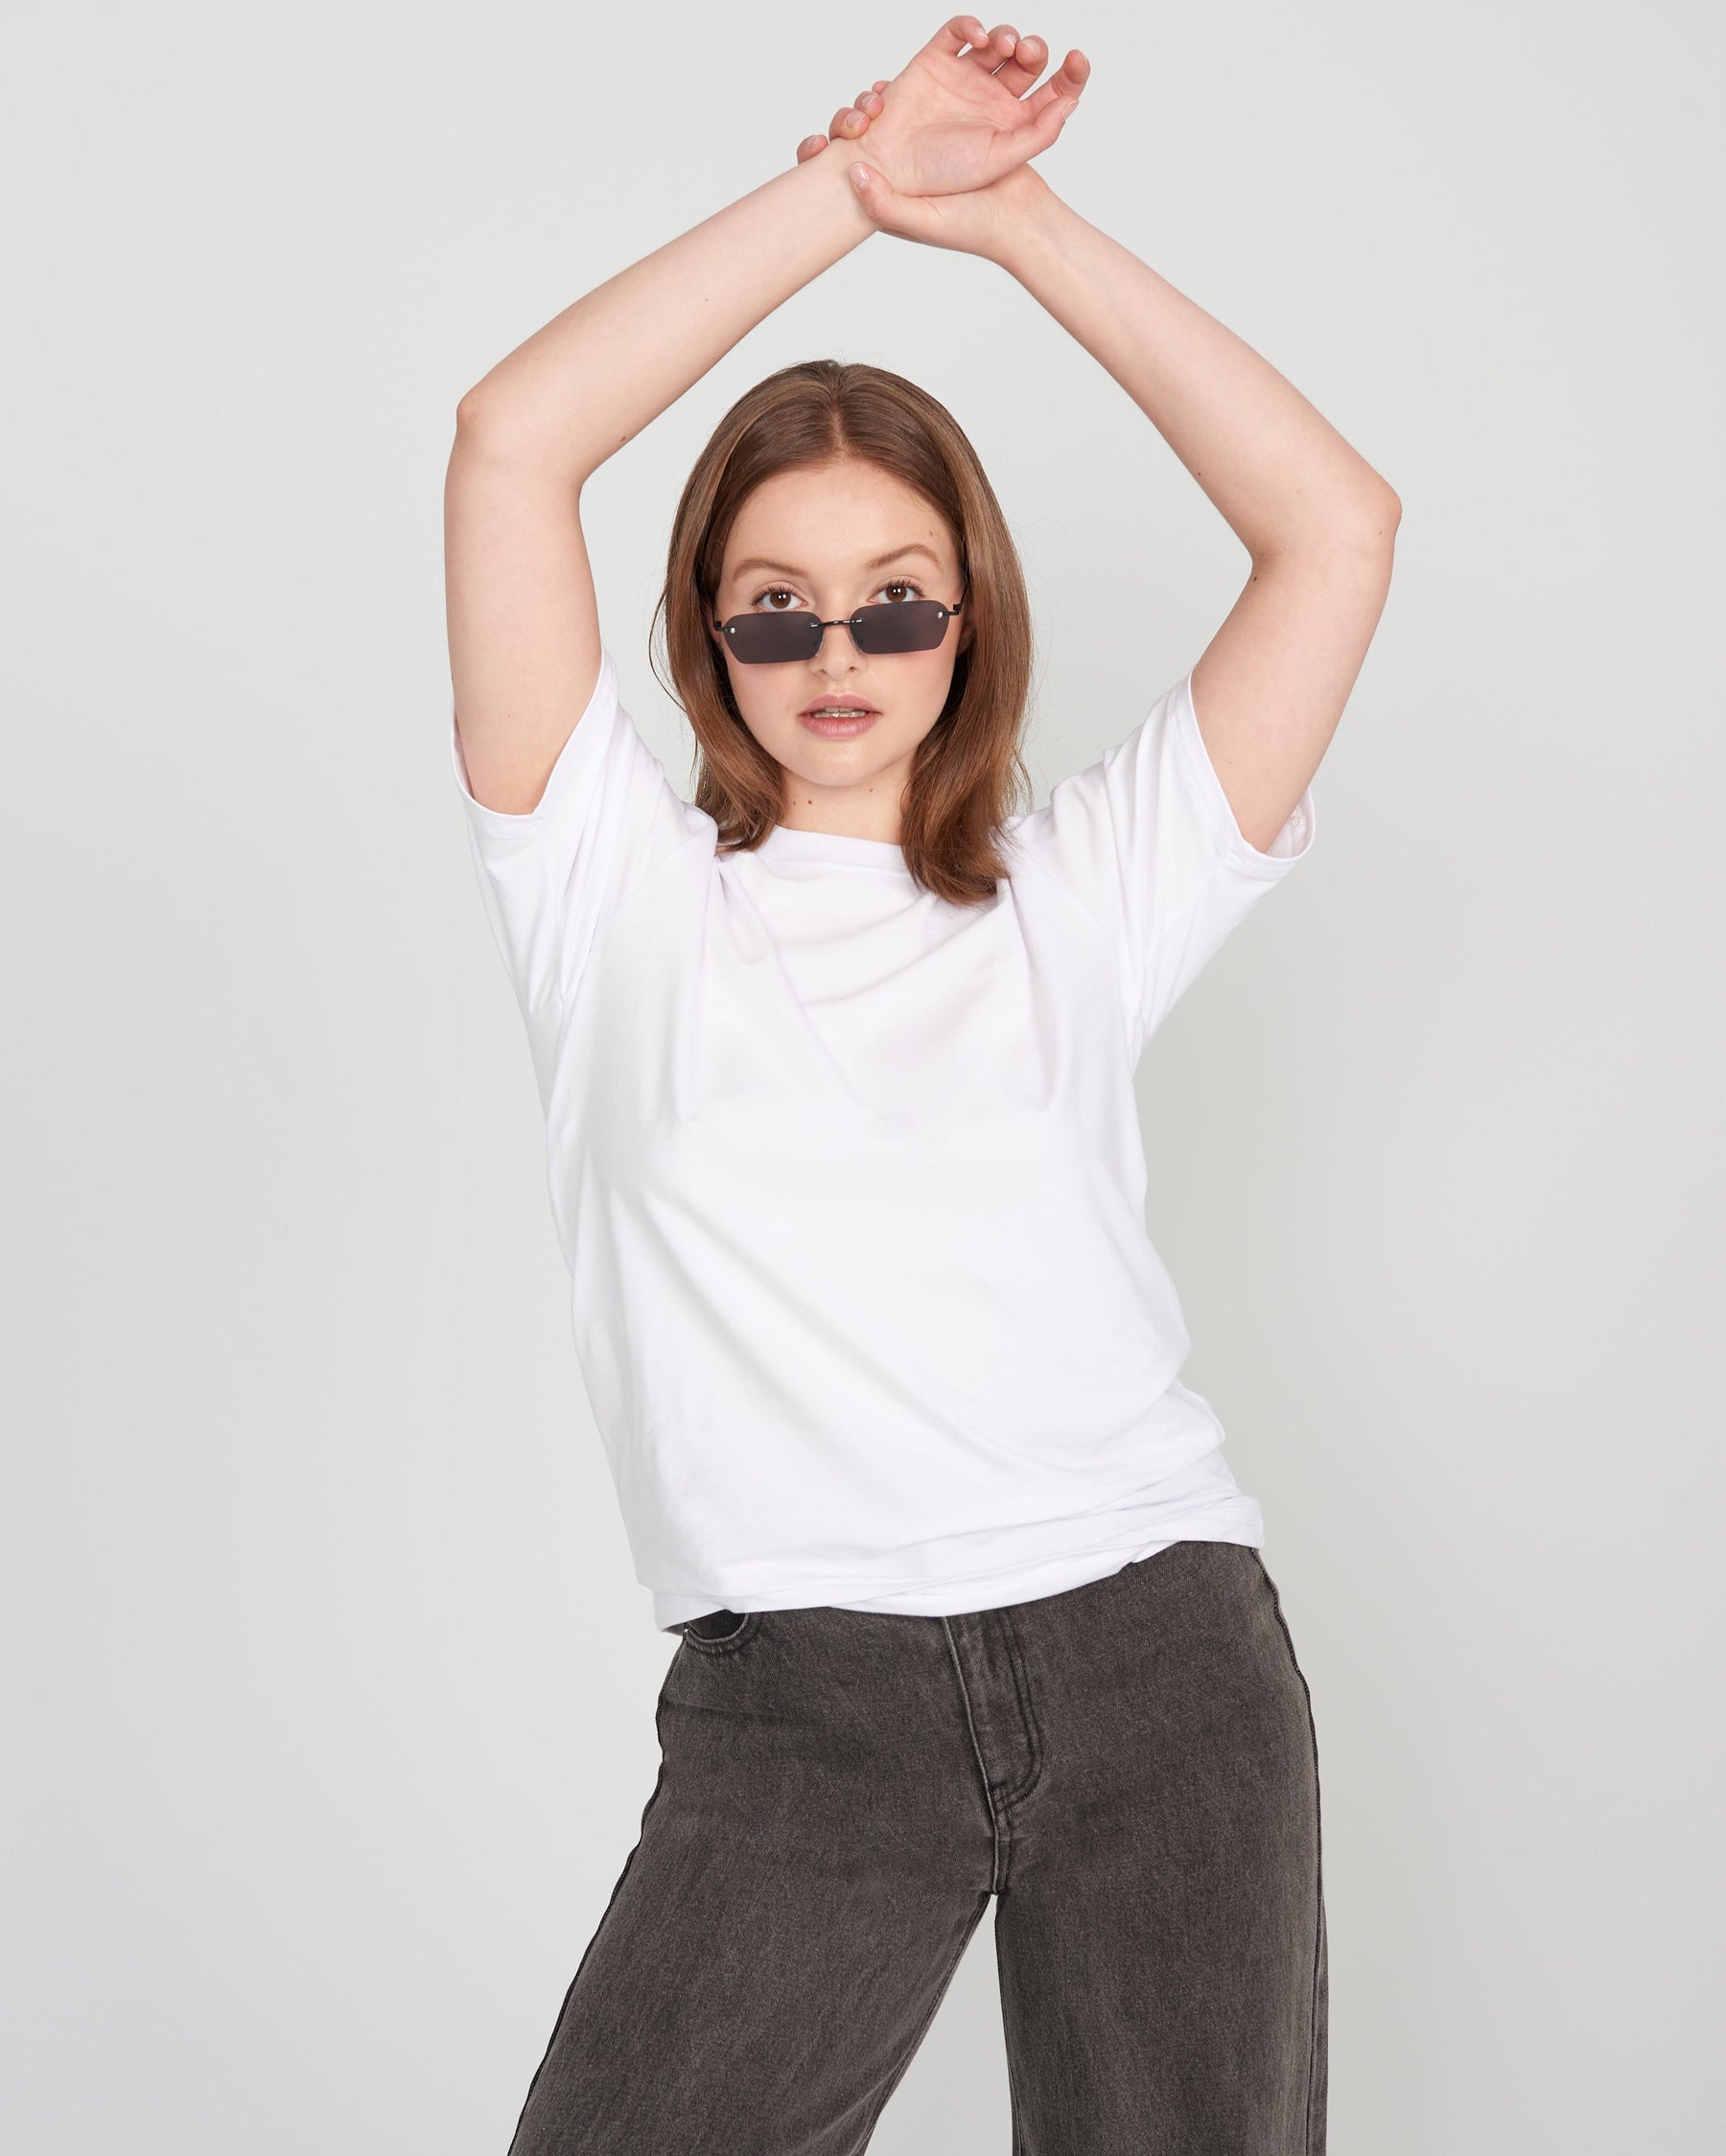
[846,160,938,242]
[982,93,1081,186]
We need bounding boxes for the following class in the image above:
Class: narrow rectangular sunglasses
[714,591,964,665]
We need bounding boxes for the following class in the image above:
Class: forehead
[720,461,954,582]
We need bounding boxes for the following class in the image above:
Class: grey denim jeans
[507,1537,1327,2154]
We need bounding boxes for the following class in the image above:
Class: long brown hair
[649,359,1035,907]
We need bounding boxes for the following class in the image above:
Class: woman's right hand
[449,19,1086,819]
[795,82,891,170]
[802,18,1086,209]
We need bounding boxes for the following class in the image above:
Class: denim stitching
[941,1616,1002,1896]
[674,1608,762,1656]
[993,1913,1032,2156]
[505,1755,669,2154]
[1250,1552,1324,2153]
[844,1889,992,2153]
[1303,1683,1325,2153]
[990,1609,1046,1898]
[996,1606,1045,1809]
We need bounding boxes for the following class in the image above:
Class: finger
[828,103,867,139]
[991,76,1080,173]
[845,158,915,228]
[975,90,1076,188]
[1018,43,1089,124]
[846,158,883,222]
[965,23,1020,76]
[796,133,828,162]
[931,15,991,63]
[991,30,1046,99]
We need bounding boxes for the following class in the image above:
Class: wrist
[792,135,879,241]
[981,168,1074,275]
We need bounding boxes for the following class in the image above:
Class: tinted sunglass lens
[721,612,822,663]
[719,600,954,662]
[851,600,951,655]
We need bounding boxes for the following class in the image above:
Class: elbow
[1367,481,1403,545]
[451,384,598,485]
[453,375,546,455]
[454,383,507,445]
[1328,484,1401,560]
[1270,483,1402,567]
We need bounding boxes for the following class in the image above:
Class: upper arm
[443,404,603,815]
[1189,497,1401,853]
[1008,656,1318,1062]
[443,406,708,1026]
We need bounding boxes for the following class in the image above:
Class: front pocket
[675,1607,762,1654]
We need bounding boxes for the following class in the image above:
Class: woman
[445,17,1397,2153]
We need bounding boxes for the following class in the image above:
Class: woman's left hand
[795,25,1086,260]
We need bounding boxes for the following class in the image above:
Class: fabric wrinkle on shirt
[451,647,1316,1633]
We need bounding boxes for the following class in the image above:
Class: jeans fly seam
[994,1606,1046,1813]
[941,1616,1002,1896]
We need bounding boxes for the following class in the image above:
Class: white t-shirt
[451,649,1315,1631]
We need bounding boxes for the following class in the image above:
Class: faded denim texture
[507,1538,1327,2154]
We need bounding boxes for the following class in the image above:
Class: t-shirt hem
[449,645,620,846]
[1174,666,1317,878]
[651,1505,1266,1632]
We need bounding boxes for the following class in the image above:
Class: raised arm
[444,14,1086,817]
[828,63,1400,855]
[444,147,873,814]
[998,192,1399,855]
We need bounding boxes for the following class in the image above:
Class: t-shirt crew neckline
[758,823,911,869]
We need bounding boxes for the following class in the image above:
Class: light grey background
[6,2,1721,2149]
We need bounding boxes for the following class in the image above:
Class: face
[708,459,972,839]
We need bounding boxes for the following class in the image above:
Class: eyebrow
[727,544,945,583]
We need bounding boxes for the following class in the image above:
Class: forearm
[455,141,873,479]
[992,180,1399,560]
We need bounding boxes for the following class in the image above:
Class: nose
[808,620,869,670]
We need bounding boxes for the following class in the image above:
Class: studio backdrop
[4,4,1721,2151]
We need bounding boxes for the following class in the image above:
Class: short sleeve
[1007,664,1316,1059]
[450,645,709,1021]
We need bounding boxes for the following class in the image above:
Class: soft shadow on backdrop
[5,3,1720,2150]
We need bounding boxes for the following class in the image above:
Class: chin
[760,723,900,783]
